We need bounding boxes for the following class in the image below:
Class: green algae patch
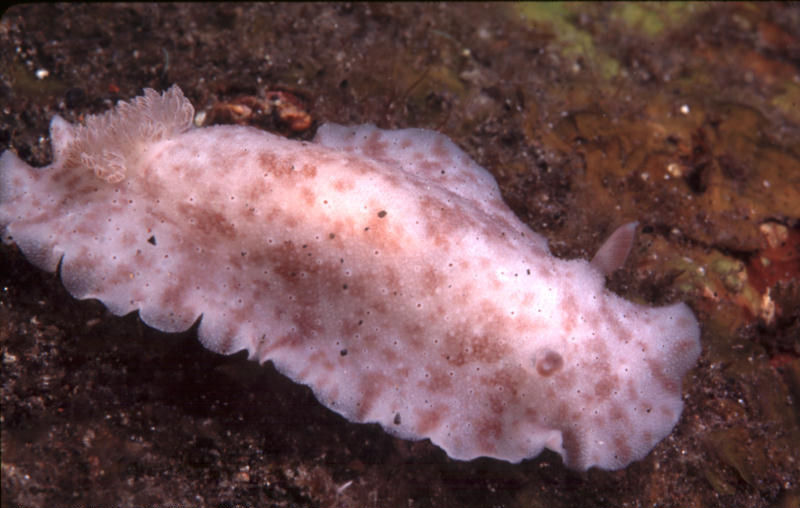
[705,428,767,489]
[772,82,800,125]
[515,3,620,80]
[610,3,708,38]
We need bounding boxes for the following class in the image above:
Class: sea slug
[0,86,701,470]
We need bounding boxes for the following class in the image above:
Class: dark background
[1,4,799,507]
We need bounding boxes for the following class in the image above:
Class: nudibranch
[0,86,700,470]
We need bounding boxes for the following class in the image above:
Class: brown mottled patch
[402,322,427,351]
[554,401,570,423]
[672,337,698,357]
[418,159,444,174]
[260,330,304,356]
[535,262,551,279]
[103,262,135,288]
[119,230,138,248]
[484,369,522,401]
[487,392,508,415]
[595,374,620,400]
[378,346,399,366]
[282,213,300,229]
[256,150,299,177]
[521,292,535,307]
[328,217,360,241]
[300,162,317,176]
[244,178,269,205]
[379,265,402,295]
[414,405,446,435]
[430,231,450,249]
[431,135,451,160]
[561,293,579,334]
[293,304,325,339]
[338,317,361,338]
[512,315,541,335]
[156,278,194,323]
[177,203,236,239]
[586,335,610,357]
[561,428,582,468]
[361,131,389,161]
[359,217,404,255]
[256,150,278,171]
[421,366,454,392]
[354,372,389,420]
[444,324,508,367]
[169,162,187,177]
[609,404,630,427]
[368,297,389,315]
[626,378,638,400]
[261,240,304,282]
[556,367,577,390]
[217,130,235,142]
[418,194,478,240]
[476,299,511,342]
[50,159,80,184]
[361,333,379,345]
[646,358,678,393]
[476,417,503,454]
[451,287,471,307]
[246,275,273,302]
[612,434,633,464]
[600,299,634,344]
[299,186,316,206]
[298,351,335,379]
[217,334,235,355]
[209,148,249,175]
[421,266,446,292]
[332,178,355,192]
[341,155,377,175]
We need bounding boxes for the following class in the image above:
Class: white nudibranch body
[0,86,700,470]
